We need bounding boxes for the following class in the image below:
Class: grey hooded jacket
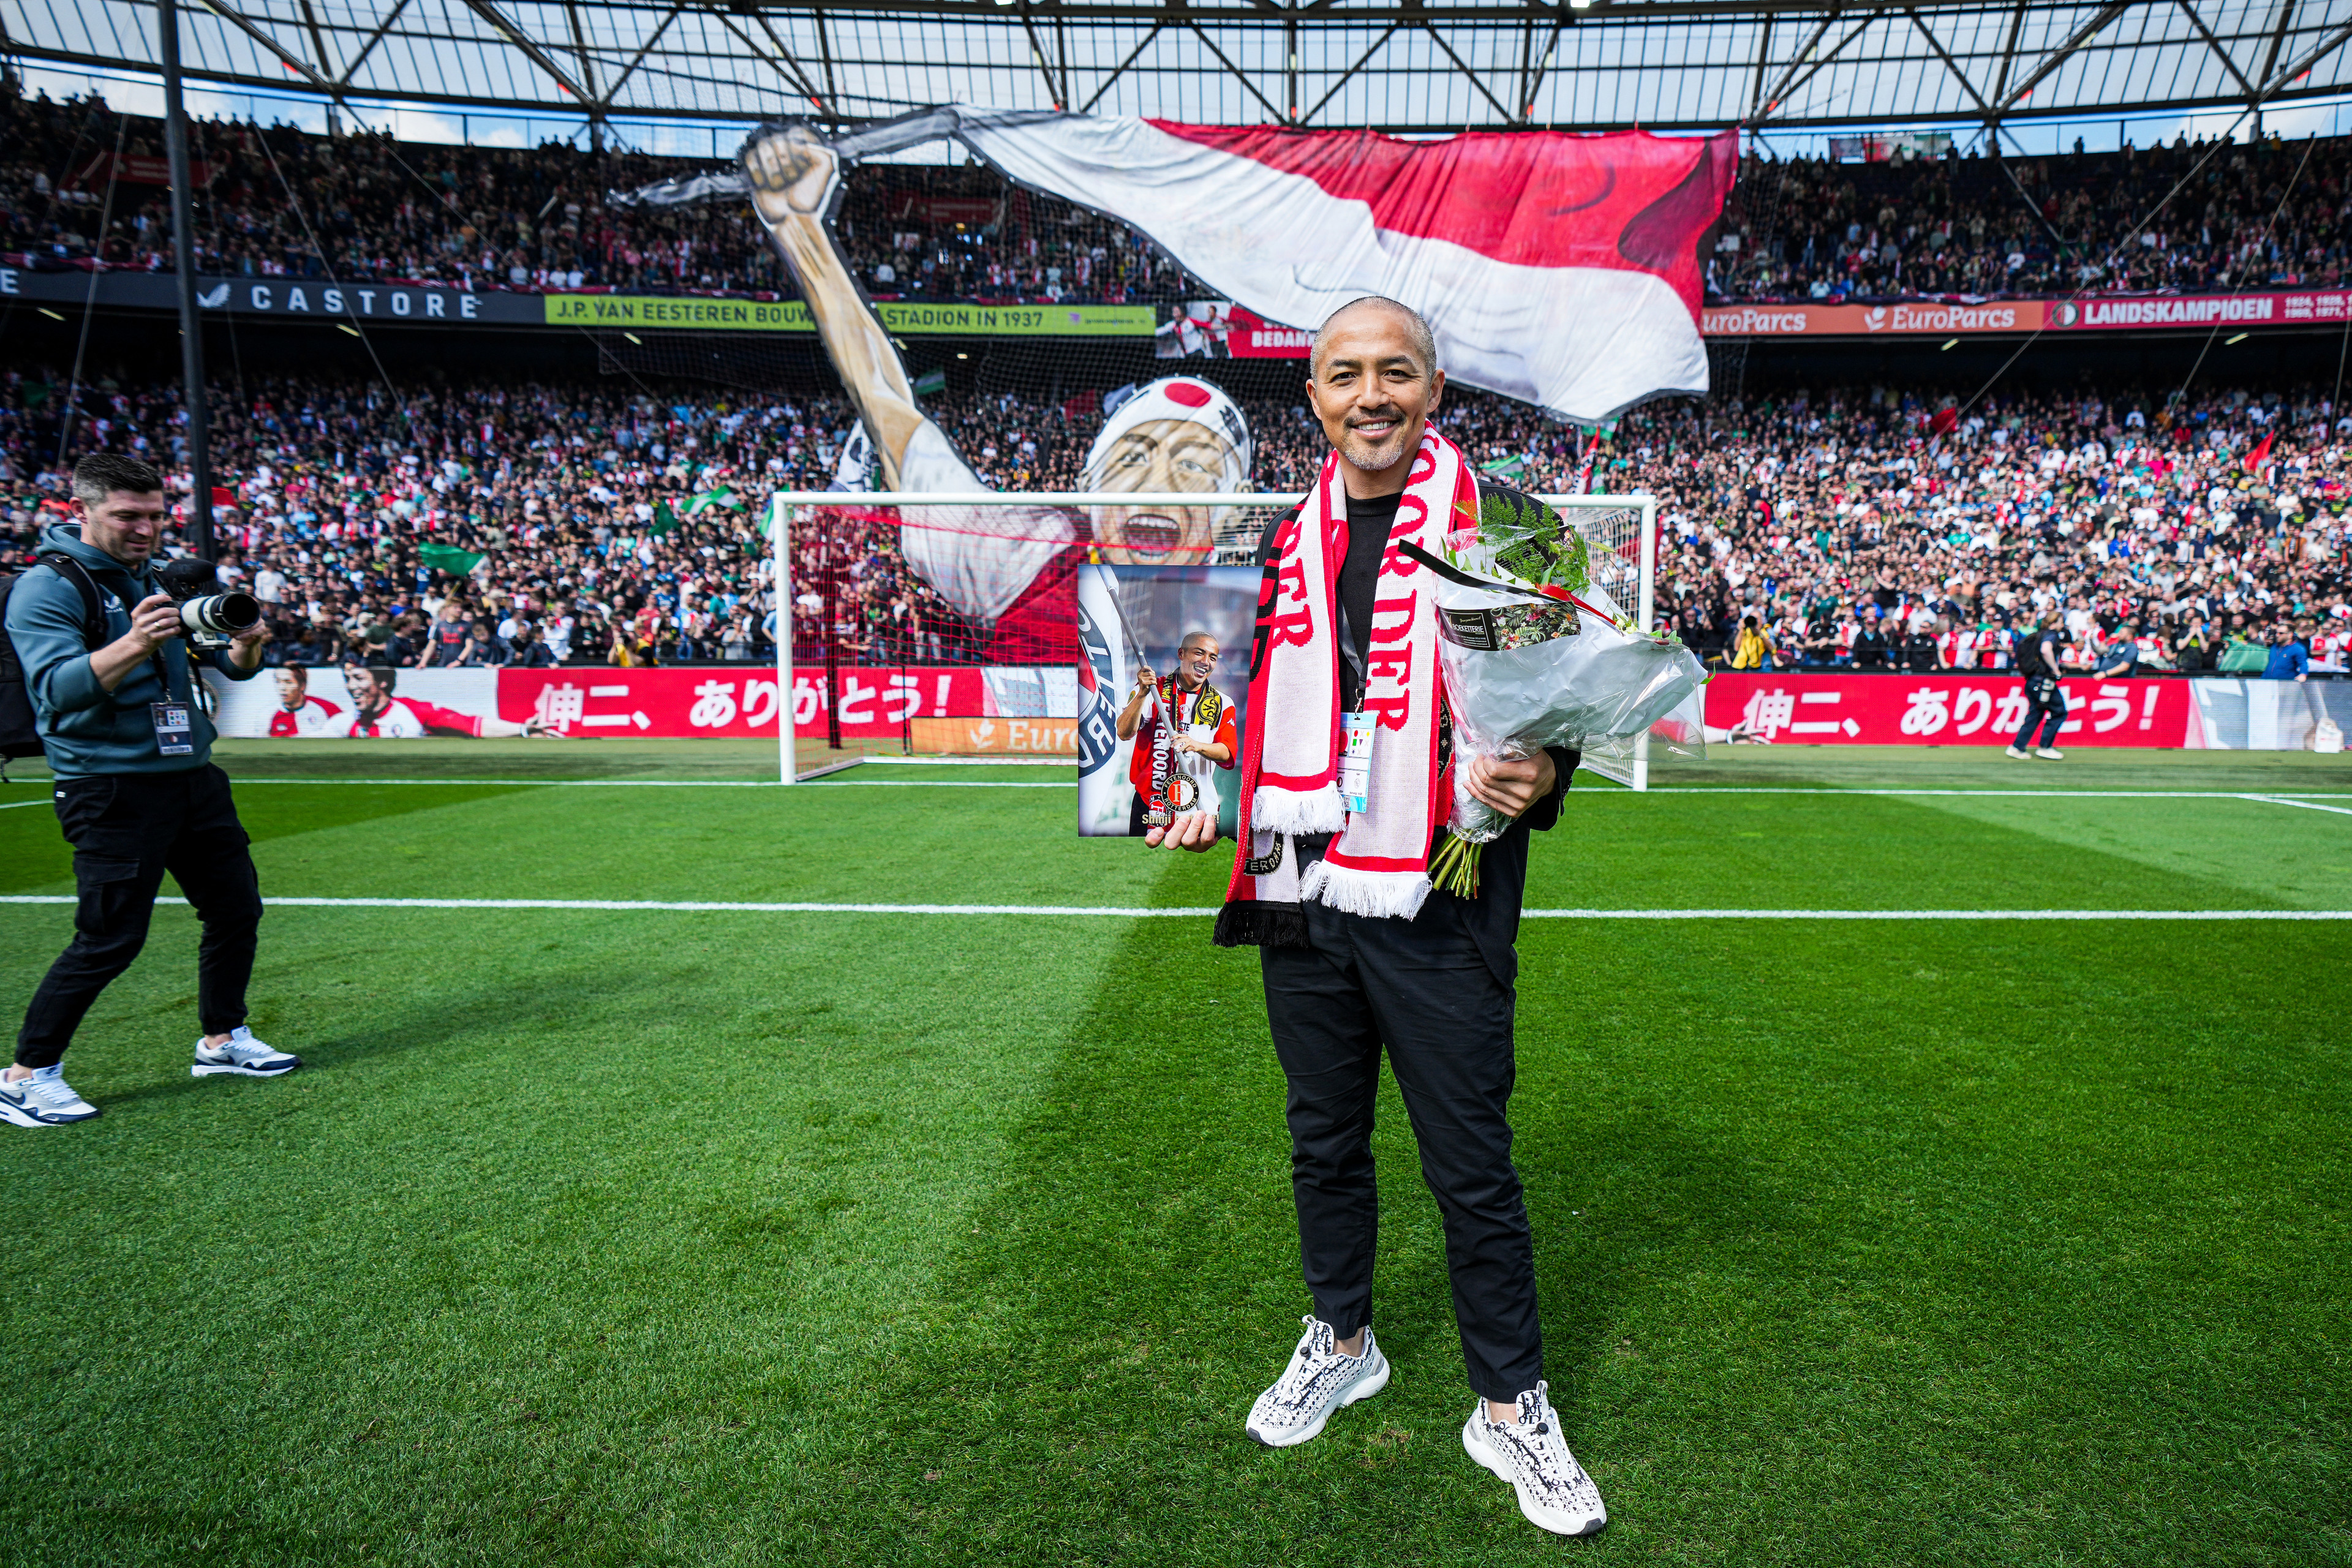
[4,521,258,777]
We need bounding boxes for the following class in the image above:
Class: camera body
[157,559,262,650]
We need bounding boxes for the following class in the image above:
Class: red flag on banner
[210,485,238,509]
[2242,432,2274,473]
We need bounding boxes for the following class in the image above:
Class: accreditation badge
[1339,710,1373,816]
[151,701,195,757]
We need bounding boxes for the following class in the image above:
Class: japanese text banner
[1703,673,2195,747]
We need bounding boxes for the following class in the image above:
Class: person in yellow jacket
[1729,614,1776,671]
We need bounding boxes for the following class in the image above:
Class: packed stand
[9,77,2350,311]
[0,82,1188,303]
[0,368,956,669]
[2,365,2345,679]
[1715,130,2351,301]
[1587,383,2351,679]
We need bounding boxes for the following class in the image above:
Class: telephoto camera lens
[178,592,263,638]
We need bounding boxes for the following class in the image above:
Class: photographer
[1,455,297,1129]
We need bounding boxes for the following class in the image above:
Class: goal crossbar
[767,491,1659,787]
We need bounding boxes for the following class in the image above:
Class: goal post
[768,489,1660,787]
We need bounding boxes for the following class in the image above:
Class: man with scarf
[1151,296,1605,1537]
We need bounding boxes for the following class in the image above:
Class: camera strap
[39,552,183,704]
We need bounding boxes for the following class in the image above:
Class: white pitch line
[1,896,2346,920]
[860,756,1076,766]
[0,799,47,811]
[0,895,1192,916]
[2240,793,2352,818]
[9,782,2340,799]
[0,777,1072,790]
[815,780,1068,788]
[1641,788,2352,799]
[1518,908,2352,921]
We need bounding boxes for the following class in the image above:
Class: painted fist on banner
[744,126,839,223]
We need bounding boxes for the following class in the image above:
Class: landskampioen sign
[2045,289,2352,329]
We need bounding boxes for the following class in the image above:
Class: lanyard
[1332,580,1368,712]
[108,576,184,705]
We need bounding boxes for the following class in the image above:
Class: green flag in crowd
[684,487,741,516]
[649,500,683,536]
[911,368,947,397]
[418,542,484,576]
[1479,454,1526,479]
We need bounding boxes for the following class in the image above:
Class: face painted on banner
[1086,379,1251,565]
[1090,419,1236,564]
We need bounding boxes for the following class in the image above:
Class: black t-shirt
[2026,628,2064,679]
[1338,491,1400,710]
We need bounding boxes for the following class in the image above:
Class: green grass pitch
[1,741,2346,1566]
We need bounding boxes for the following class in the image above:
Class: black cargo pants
[17,764,262,1068]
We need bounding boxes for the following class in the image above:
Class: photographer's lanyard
[1334,581,1373,816]
[124,576,195,757]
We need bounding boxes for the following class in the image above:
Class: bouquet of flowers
[1405,496,1706,895]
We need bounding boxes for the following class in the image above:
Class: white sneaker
[191,1027,301,1078]
[1462,1381,1608,1537]
[2034,745,2065,760]
[0,1065,102,1127]
[1244,1316,1390,1447]
[2005,745,2032,760]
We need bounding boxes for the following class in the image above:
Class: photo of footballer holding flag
[1115,631,1237,837]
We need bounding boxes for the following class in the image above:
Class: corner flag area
[1,742,2345,1566]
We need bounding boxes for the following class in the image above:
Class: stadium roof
[9,0,2350,135]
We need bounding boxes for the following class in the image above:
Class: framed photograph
[1076,562,1259,838]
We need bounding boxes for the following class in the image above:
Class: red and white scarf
[1215,424,1476,944]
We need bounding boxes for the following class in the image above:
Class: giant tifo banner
[624,107,1735,423]
[1702,673,2352,750]
[201,665,1074,742]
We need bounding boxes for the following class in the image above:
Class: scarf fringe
[1248,784,1346,837]
[1299,859,1433,922]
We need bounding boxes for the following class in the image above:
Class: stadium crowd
[3,360,2345,678]
[1716,129,2352,301]
[1,85,1188,302]
[8,78,2348,308]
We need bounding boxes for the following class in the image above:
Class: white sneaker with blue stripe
[191,1027,301,1078]
[0,1065,102,1127]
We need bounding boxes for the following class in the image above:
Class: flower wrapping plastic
[1417,497,1707,856]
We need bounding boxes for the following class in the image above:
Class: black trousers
[17,764,262,1069]
[1261,893,1542,1403]
[2015,677,2068,749]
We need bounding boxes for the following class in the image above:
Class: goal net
[768,489,1694,789]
